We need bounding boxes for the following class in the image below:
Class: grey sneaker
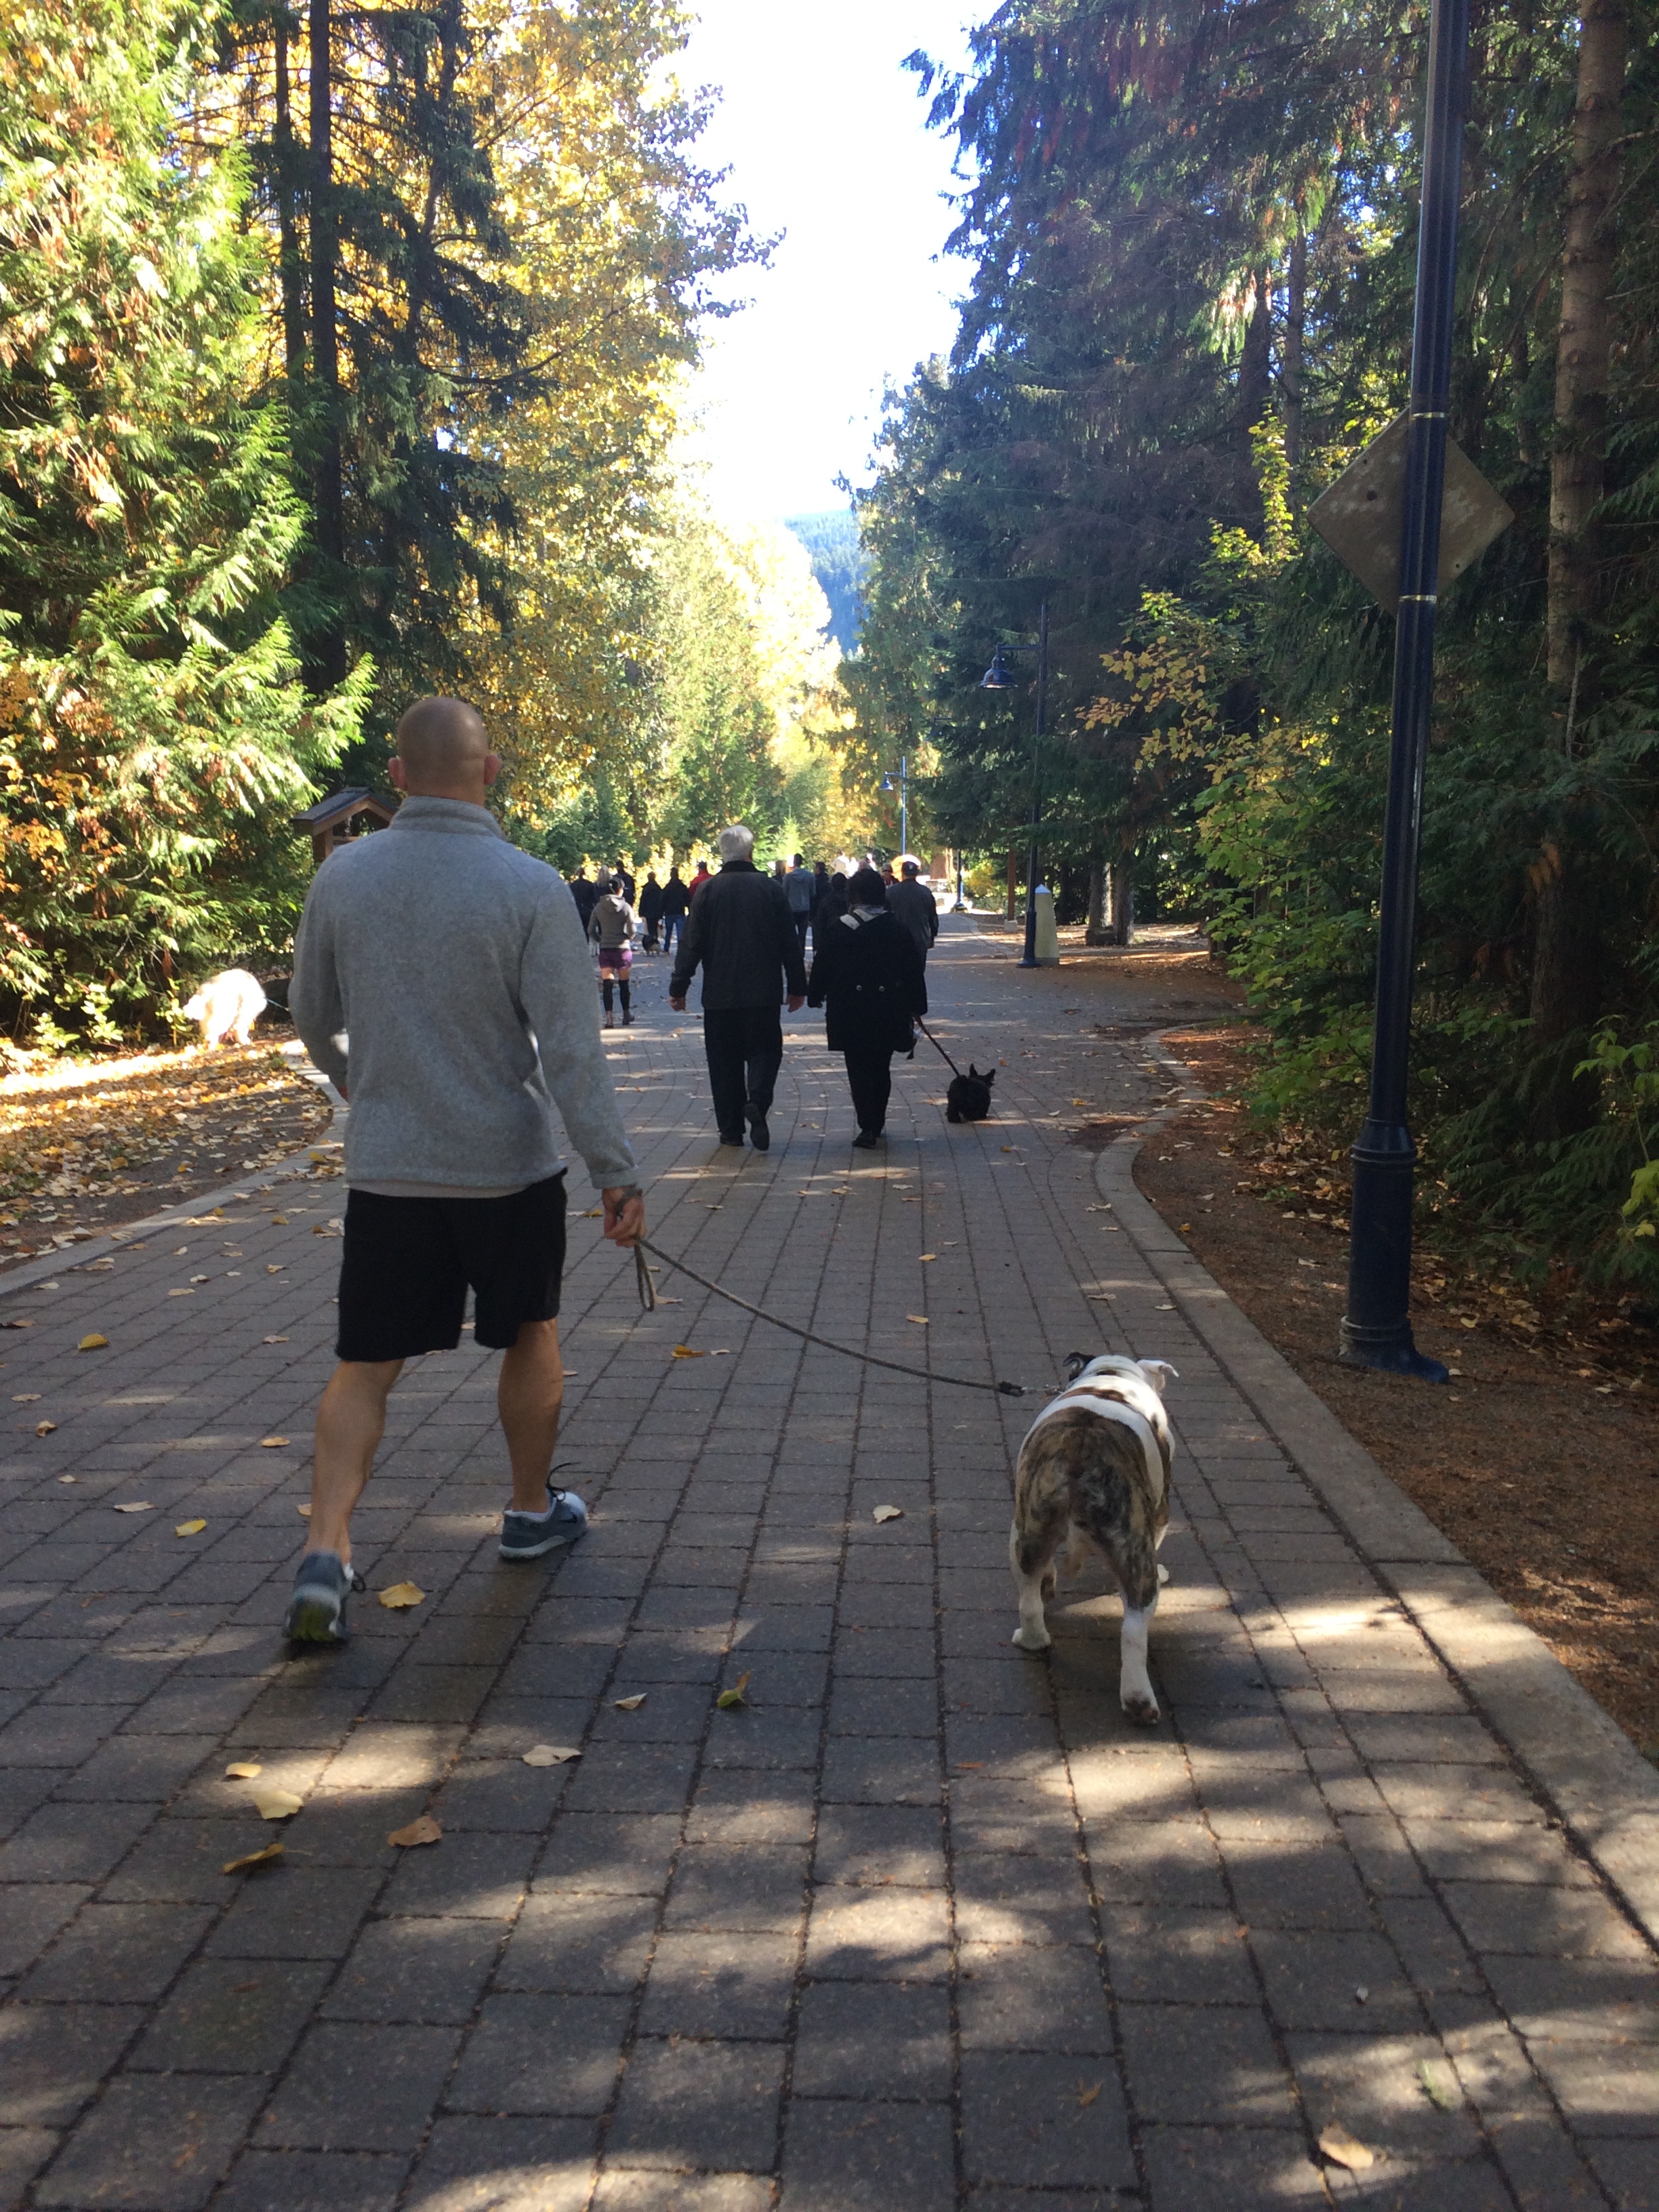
[500,1483,588,1561]
[284,1551,365,1643]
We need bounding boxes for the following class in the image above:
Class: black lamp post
[1339,0,1471,1382]
[980,599,1050,968]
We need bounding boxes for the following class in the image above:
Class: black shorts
[335,1173,567,1362]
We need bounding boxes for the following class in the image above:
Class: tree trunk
[1109,861,1134,947]
[1084,858,1108,946]
[1547,0,1626,696]
[1282,228,1307,488]
[1236,267,1273,533]
[273,22,306,388]
[1530,0,1626,1107]
[308,0,346,683]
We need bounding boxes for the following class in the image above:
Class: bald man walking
[286,697,645,1644]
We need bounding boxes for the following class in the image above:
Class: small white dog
[1009,1352,1178,1723]
[182,968,267,1048]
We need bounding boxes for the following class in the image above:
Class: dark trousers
[791,910,810,959]
[661,914,685,956]
[843,1047,893,1135]
[703,1006,783,1138]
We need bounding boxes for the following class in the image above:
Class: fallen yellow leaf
[716,1671,752,1711]
[222,1841,285,1875]
[905,1314,929,1326]
[388,1814,441,1848]
[296,1502,312,1517]
[1078,2080,1102,2108]
[175,1519,207,1537]
[260,1436,289,1448]
[1317,2124,1376,2171]
[224,1761,263,1780]
[872,1504,904,1523]
[112,1500,152,1513]
[523,1744,581,1767]
[57,1471,76,1481]
[614,1693,647,1711]
[252,1788,303,1820]
[378,1581,425,1610]
[12,1392,40,1402]
[263,1334,288,1343]
[270,1214,288,1225]
[78,1333,108,1351]
[266,1265,285,1275]
[671,1345,703,1358]
[36,1420,58,1436]
[919,1253,937,1262]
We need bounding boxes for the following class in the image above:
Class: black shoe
[718,1130,745,1146]
[745,1105,771,1151]
[852,1128,882,1149]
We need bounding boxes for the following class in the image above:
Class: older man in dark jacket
[670,825,806,1150]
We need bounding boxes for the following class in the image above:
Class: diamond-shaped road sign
[1308,410,1514,611]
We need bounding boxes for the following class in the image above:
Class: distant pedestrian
[568,867,599,928]
[660,866,690,957]
[806,865,926,1149]
[886,859,940,963]
[611,861,637,905]
[589,875,636,1027]
[638,870,664,953]
[285,695,643,1643]
[670,824,806,1150]
[689,857,711,897]
[785,851,815,959]
[815,869,849,935]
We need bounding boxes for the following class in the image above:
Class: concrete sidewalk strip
[0,919,1652,2212]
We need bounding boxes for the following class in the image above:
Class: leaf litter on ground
[716,1671,752,1711]
[222,1841,285,1875]
[388,1814,441,1847]
[378,1582,424,1610]
[523,1744,581,1767]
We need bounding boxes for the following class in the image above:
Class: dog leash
[914,1019,964,1078]
[629,1236,1029,1397]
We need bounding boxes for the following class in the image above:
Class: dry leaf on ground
[260,1435,289,1448]
[262,1333,288,1342]
[222,1841,285,1875]
[671,1345,703,1358]
[523,1744,581,1767]
[12,1392,39,1402]
[920,1253,937,1262]
[252,1788,303,1820]
[872,1504,904,1523]
[905,1314,928,1326]
[1317,2124,1376,2171]
[296,1502,311,1517]
[224,1761,262,1780]
[1077,2081,1103,2108]
[35,1420,57,1436]
[77,1333,108,1350]
[614,1693,647,1711]
[56,1471,75,1481]
[112,1500,151,1513]
[174,1519,207,1537]
[388,1814,441,1847]
[716,1671,752,1711]
[1418,2060,1458,2110]
[378,1581,425,1610]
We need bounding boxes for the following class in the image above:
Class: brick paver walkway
[2,920,1655,2212]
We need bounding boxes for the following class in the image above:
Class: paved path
[1,921,1655,2212]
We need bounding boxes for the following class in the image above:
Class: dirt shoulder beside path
[1135,1019,1659,1761]
[0,1029,331,1269]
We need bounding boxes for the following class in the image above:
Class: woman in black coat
[806,866,928,1147]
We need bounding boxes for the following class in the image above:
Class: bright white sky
[674,1,975,525]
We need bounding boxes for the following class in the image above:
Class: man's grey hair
[717,824,755,862]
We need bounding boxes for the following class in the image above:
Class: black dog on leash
[945,1065,995,1122]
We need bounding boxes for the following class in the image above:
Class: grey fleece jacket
[290,797,638,1193]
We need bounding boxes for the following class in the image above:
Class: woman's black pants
[842,1047,893,1134]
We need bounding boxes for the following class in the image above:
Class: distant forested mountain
[784,510,866,657]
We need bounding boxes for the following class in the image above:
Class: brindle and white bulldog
[1008,1352,1178,1723]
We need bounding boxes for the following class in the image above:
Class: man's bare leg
[498,1317,564,1509]
[308,1357,403,1560]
